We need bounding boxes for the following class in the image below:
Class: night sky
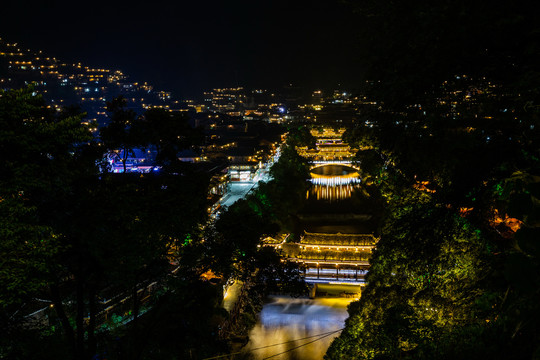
[0,0,361,98]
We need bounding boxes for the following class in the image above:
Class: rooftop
[301,231,379,246]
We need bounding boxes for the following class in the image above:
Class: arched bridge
[309,160,360,171]
[309,161,361,185]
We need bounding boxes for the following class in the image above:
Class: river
[238,163,366,359]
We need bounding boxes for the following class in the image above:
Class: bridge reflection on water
[308,163,361,201]
[308,183,360,201]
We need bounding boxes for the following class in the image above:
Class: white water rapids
[240,296,353,360]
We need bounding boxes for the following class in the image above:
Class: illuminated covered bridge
[286,231,379,283]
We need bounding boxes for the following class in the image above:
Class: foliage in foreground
[0,89,209,360]
[327,2,540,358]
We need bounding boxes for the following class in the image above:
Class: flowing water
[240,296,353,360]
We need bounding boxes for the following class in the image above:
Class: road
[219,166,272,208]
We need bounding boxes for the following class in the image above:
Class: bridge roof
[301,231,379,246]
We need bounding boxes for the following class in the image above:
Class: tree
[100,96,142,173]
[326,190,495,359]
[0,87,94,359]
[141,108,203,168]
[0,87,214,360]
[0,87,91,309]
[286,125,316,148]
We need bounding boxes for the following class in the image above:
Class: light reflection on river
[241,296,353,360]
[308,183,360,201]
[308,164,361,202]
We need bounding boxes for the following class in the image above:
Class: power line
[249,328,342,352]
[261,329,342,360]
[202,330,341,360]
[201,328,344,360]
